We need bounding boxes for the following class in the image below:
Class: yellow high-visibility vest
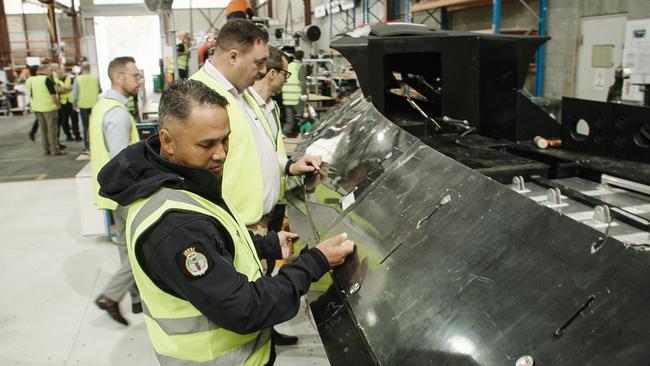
[126,187,271,365]
[30,75,58,112]
[281,61,302,106]
[191,68,271,224]
[55,75,74,104]
[89,98,140,210]
[77,74,100,109]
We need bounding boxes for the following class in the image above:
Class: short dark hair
[266,47,287,70]
[108,56,135,81]
[294,50,304,61]
[216,19,269,54]
[159,79,229,128]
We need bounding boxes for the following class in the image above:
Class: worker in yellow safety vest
[281,49,307,136]
[95,79,355,366]
[249,46,292,253]
[30,63,65,156]
[90,56,142,326]
[177,32,192,79]
[74,61,101,151]
[52,63,81,142]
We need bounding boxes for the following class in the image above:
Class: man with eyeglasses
[248,47,293,234]
[190,21,321,234]
[90,56,143,326]
[248,46,302,344]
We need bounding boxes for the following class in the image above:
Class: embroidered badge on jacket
[183,246,209,277]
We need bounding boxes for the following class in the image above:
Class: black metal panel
[514,91,562,141]
[561,97,611,156]
[288,97,650,366]
[421,135,549,183]
[331,28,549,142]
[561,97,650,164]
[609,103,650,163]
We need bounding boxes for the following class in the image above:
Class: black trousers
[178,68,189,80]
[79,108,91,150]
[30,119,38,135]
[265,204,287,276]
[59,103,80,139]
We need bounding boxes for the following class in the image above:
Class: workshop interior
[1,0,649,365]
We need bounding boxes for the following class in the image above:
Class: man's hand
[315,233,355,268]
[300,94,308,102]
[277,231,298,259]
[304,162,329,192]
[289,155,322,176]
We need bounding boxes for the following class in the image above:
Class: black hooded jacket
[98,136,329,333]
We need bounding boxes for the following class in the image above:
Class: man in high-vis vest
[281,49,307,136]
[53,63,81,142]
[30,63,65,156]
[74,61,101,151]
[249,47,292,233]
[91,56,143,326]
[177,33,192,80]
[191,21,326,347]
[189,20,323,233]
[25,65,40,142]
[248,47,307,345]
[96,79,354,366]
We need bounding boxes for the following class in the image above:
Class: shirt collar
[203,60,239,96]
[247,87,267,107]
[105,88,129,106]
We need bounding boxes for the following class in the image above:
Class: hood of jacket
[98,135,224,207]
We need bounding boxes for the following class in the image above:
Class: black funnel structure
[332,23,559,141]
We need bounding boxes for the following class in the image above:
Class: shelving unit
[408,0,548,96]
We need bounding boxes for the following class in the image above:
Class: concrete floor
[0,114,330,366]
[0,114,88,183]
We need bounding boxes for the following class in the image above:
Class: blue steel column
[363,0,368,23]
[405,0,411,22]
[394,0,399,21]
[492,0,501,34]
[535,0,548,97]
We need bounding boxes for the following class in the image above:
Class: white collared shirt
[248,87,279,138]
[203,61,282,219]
[247,87,288,168]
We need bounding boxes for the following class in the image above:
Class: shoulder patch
[181,246,209,277]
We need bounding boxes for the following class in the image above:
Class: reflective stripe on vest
[30,75,58,112]
[281,62,302,106]
[77,75,100,109]
[89,98,140,210]
[190,68,267,224]
[126,188,271,365]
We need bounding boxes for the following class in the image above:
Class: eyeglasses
[119,72,143,79]
[272,67,292,79]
